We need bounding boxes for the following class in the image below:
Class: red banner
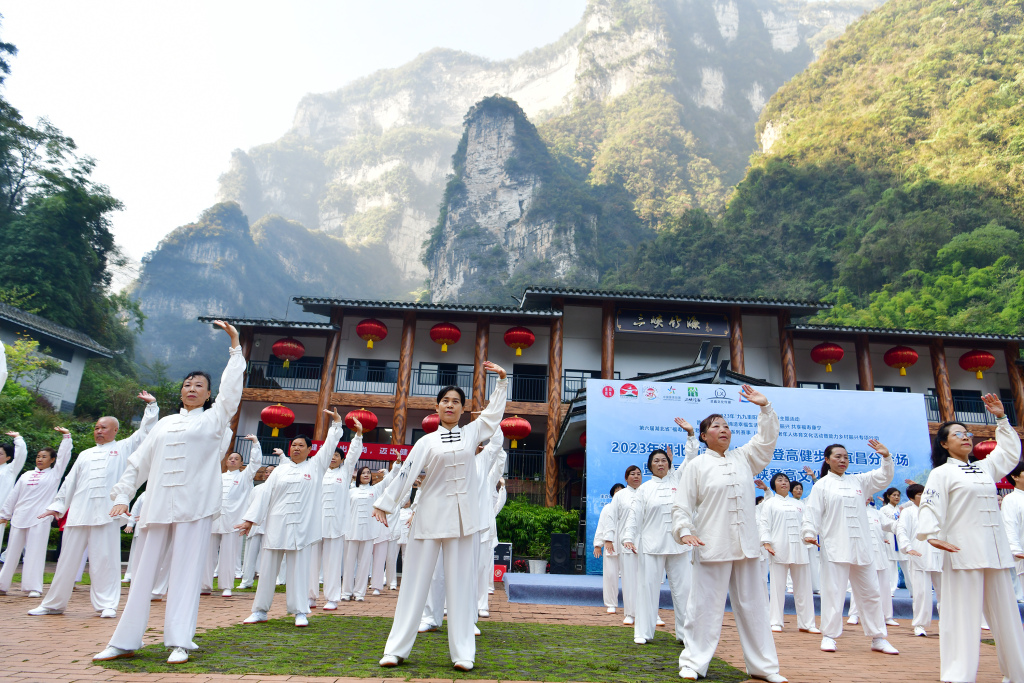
[310,440,411,461]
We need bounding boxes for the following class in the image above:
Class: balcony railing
[411,368,475,399]
[246,361,321,392]
[486,374,547,403]
[233,436,398,471]
[335,366,398,395]
[925,395,1018,427]
[505,448,545,481]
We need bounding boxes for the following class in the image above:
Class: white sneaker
[238,582,253,589]
[419,622,439,633]
[453,661,474,671]
[222,589,232,597]
[871,638,899,655]
[340,595,351,601]
[771,624,783,632]
[606,607,616,614]
[389,584,397,590]
[151,594,164,601]
[379,654,403,667]
[323,601,337,611]
[754,675,788,683]
[885,618,899,626]
[479,609,490,618]
[372,589,380,596]
[656,617,666,626]
[100,608,116,618]
[93,646,134,661]
[914,627,927,636]
[295,613,308,627]
[355,596,364,602]
[28,606,62,616]
[27,591,41,598]
[167,647,188,664]
[847,615,859,625]
[799,626,821,634]
[243,611,268,624]
[679,666,699,680]
[623,616,635,625]
[820,636,837,652]
[474,625,481,636]
[308,599,317,610]
[634,637,647,645]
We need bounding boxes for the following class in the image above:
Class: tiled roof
[197,316,338,330]
[293,296,562,318]
[0,302,112,357]
[790,324,1024,344]
[518,286,827,313]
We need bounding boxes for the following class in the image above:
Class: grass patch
[99,615,748,681]
[12,572,91,585]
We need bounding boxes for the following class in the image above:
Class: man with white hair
[30,392,159,617]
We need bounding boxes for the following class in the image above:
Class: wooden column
[313,313,343,440]
[545,309,564,507]
[601,301,615,379]
[226,327,255,465]
[855,334,874,392]
[777,312,797,388]
[472,315,490,411]
[930,340,954,422]
[392,312,416,445]
[729,306,745,375]
[1005,343,1024,427]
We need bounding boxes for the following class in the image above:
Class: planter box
[527,559,547,574]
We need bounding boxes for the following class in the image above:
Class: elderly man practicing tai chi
[30,393,160,618]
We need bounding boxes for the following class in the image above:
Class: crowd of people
[0,326,1023,682]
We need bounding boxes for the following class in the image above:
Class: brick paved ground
[0,566,1009,682]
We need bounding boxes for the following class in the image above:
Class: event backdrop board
[584,379,932,575]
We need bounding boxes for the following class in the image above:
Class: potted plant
[526,537,550,574]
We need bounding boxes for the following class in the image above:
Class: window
[345,358,399,383]
[860,385,910,392]
[418,362,472,387]
[798,381,839,390]
[512,363,547,402]
[564,369,602,397]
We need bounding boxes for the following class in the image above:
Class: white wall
[0,327,88,412]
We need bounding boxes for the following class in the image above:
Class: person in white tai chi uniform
[373,361,507,672]
[237,409,347,627]
[606,464,643,625]
[476,429,506,617]
[0,431,28,565]
[202,436,262,597]
[93,320,243,665]
[801,440,898,656]
[594,483,625,614]
[314,444,356,609]
[848,500,899,627]
[758,472,819,634]
[895,482,942,636]
[916,395,1024,683]
[237,470,276,589]
[1002,462,1024,601]
[342,460,401,601]
[0,428,73,597]
[672,385,787,683]
[622,431,694,645]
[30,395,160,617]
[879,488,907,595]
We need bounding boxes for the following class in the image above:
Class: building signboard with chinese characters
[614,309,729,337]
[311,440,410,461]
[582,379,932,575]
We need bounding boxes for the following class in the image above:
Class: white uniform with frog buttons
[848,505,895,622]
[203,440,262,593]
[673,403,781,680]
[312,444,356,604]
[374,377,508,667]
[0,433,27,565]
[917,417,1024,683]
[895,502,942,632]
[594,497,620,611]
[608,484,639,621]
[758,493,816,631]
[342,455,401,600]
[105,345,245,653]
[476,430,506,613]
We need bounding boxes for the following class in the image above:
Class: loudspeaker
[550,533,572,574]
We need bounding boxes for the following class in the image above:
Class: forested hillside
[610,0,1024,335]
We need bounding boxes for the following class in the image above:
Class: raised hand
[738,385,767,406]
[754,479,768,492]
[138,390,156,403]
[867,439,891,458]
[272,448,285,456]
[54,426,70,435]
[673,417,694,435]
[482,360,507,379]
[212,319,241,347]
[325,408,342,424]
[982,393,1006,419]
[5,431,18,438]
[349,414,364,435]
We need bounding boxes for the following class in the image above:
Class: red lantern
[972,439,997,460]
[883,346,919,376]
[421,413,439,434]
[260,403,295,437]
[429,322,461,352]
[345,408,378,433]
[356,318,388,349]
[580,431,586,448]
[566,451,585,469]
[959,349,995,379]
[504,326,535,356]
[272,337,305,368]
[810,342,844,373]
[500,415,531,449]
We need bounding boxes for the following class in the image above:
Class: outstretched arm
[731,386,779,476]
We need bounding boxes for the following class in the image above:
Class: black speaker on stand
[550,533,572,574]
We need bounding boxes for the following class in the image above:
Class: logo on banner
[602,385,615,398]
[493,564,507,581]
[620,383,638,399]
[708,387,733,405]
[688,387,699,397]
[664,385,681,402]
[644,386,658,401]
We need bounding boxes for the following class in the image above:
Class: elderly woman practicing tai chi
[372,361,507,672]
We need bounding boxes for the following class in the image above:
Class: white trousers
[602,552,620,610]
[123,532,138,580]
[910,568,941,630]
[635,551,690,642]
[888,558,899,593]
[308,540,322,601]
[819,560,886,640]
[478,540,494,611]
[768,561,815,630]
[40,524,121,612]
[384,533,477,664]
[679,557,780,679]
[422,549,446,626]
[241,534,262,585]
[320,537,345,601]
[253,545,311,616]
[202,532,240,591]
[939,560,1024,683]
[620,550,638,618]
[129,526,170,596]
[342,538,374,599]
[370,539,388,591]
[0,523,50,593]
[808,547,821,592]
[385,538,400,588]
[848,565,892,620]
[109,516,212,650]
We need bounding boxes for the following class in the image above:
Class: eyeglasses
[950,431,974,440]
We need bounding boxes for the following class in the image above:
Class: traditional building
[204,286,1024,508]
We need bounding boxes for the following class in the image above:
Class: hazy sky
[2,1,586,266]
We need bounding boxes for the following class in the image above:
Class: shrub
[496,495,578,559]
